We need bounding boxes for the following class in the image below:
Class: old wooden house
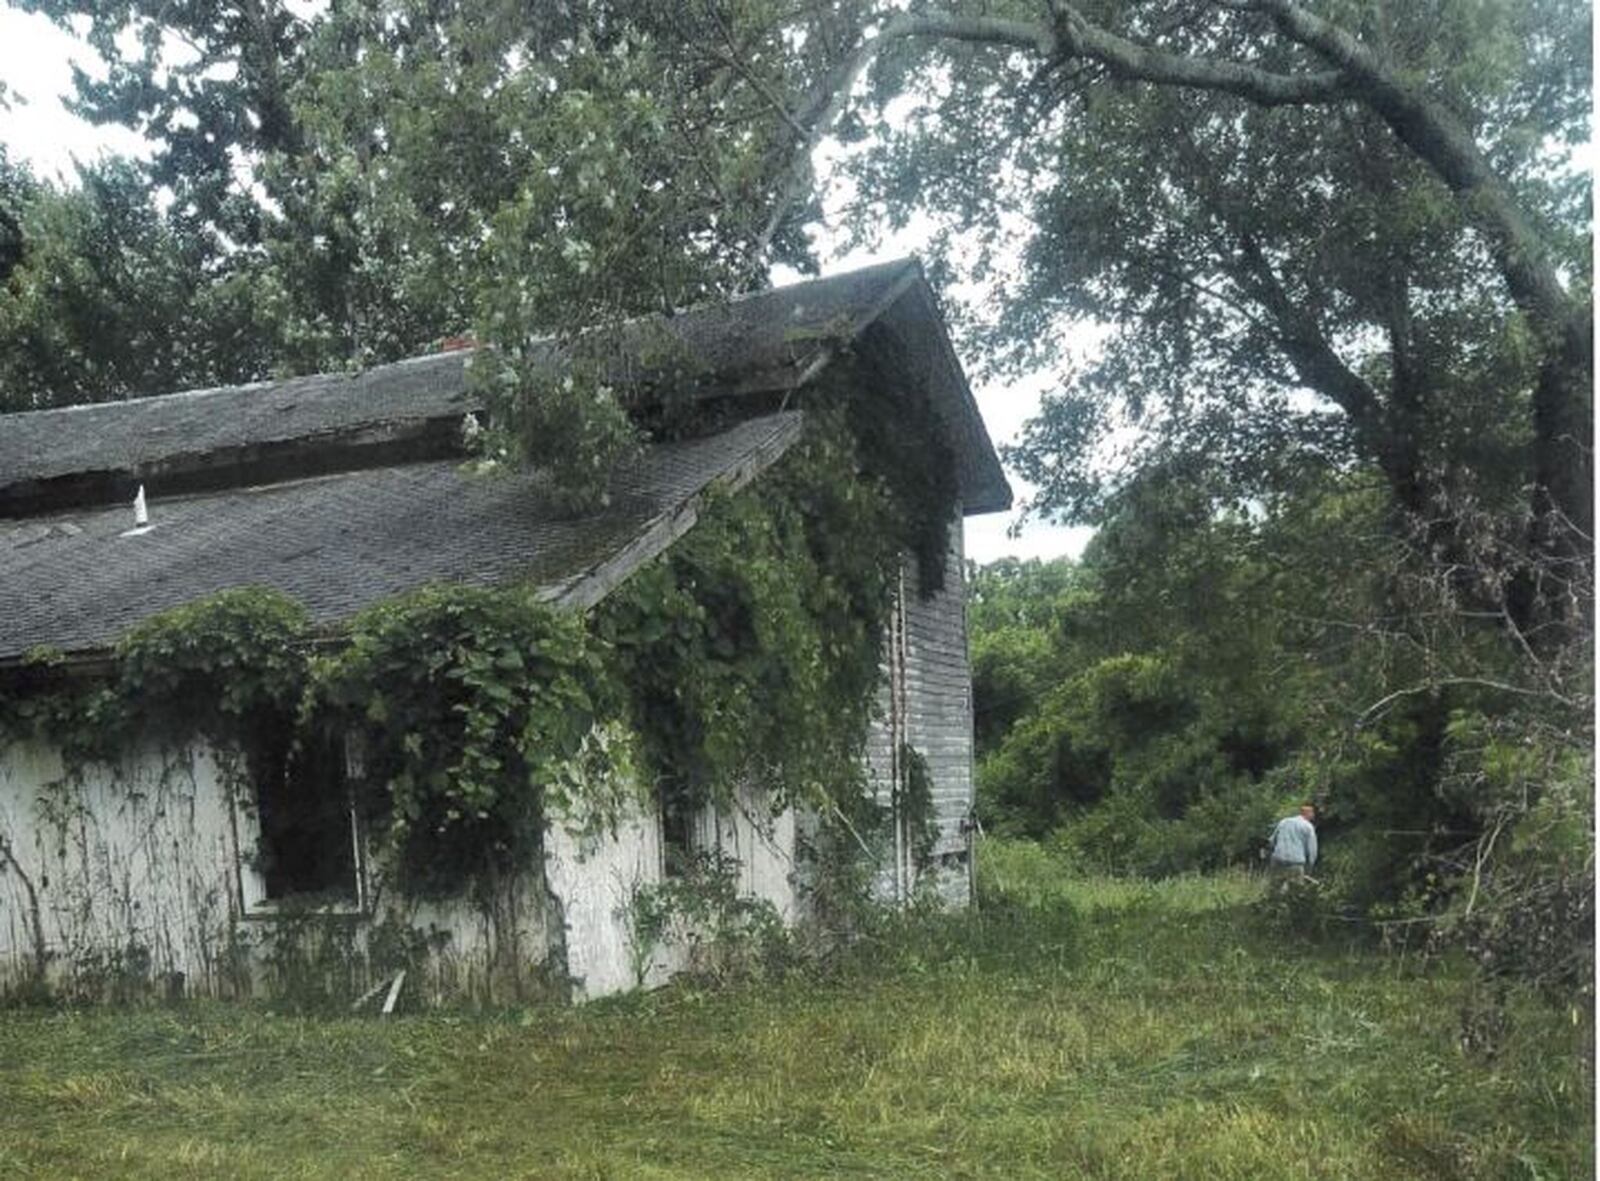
[0,259,1009,1003]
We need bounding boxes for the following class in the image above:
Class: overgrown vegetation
[967,465,1594,1011]
[626,850,792,988]
[312,588,630,898]
[5,1,1585,977]
[594,406,906,828]
[0,396,950,917]
[0,843,1587,1178]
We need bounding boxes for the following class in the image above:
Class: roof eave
[848,262,1013,517]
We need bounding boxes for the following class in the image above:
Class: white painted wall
[383,876,555,1004]
[543,798,666,1000]
[0,735,574,1003]
[693,782,799,923]
[0,737,260,998]
[0,732,813,1004]
[865,522,976,907]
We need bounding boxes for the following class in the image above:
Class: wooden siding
[865,519,974,905]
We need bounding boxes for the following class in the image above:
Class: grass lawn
[0,841,1590,1179]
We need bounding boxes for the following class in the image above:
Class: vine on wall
[312,586,635,898]
[898,742,941,872]
[0,379,961,907]
[595,404,910,832]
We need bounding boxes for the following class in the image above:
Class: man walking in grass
[1267,803,1318,883]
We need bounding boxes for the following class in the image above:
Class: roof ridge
[1,350,474,423]
[0,259,925,424]
[0,259,1012,522]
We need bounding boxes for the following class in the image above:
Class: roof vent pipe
[119,485,155,538]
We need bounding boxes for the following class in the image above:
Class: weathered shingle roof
[0,259,1010,516]
[0,350,474,498]
[0,414,801,660]
[0,260,1013,661]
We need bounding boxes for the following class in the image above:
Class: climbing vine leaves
[1,406,957,899]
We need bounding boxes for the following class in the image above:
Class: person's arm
[1306,823,1318,869]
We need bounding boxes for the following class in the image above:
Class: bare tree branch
[1359,677,1579,725]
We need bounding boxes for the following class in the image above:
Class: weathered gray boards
[0,260,1009,1003]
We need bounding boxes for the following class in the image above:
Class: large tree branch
[1049,6,1350,105]
[774,2,1576,335]
[1251,0,1579,337]
[1228,234,1416,494]
[746,6,1348,277]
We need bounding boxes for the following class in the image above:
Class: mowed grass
[0,842,1590,1180]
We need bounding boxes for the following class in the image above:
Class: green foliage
[254,913,365,1015]
[844,1,1592,986]
[970,475,1339,846]
[313,585,632,899]
[969,453,1593,1018]
[839,0,1591,552]
[980,640,1293,848]
[1253,875,1343,945]
[2,406,932,908]
[1430,722,1595,1007]
[0,588,310,774]
[897,743,939,872]
[471,356,642,509]
[3,584,634,902]
[596,405,911,826]
[115,588,311,752]
[600,490,847,813]
[2,1,840,444]
[0,157,267,411]
[967,557,1087,751]
[626,850,793,987]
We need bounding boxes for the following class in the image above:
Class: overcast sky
[0,7,1093,565]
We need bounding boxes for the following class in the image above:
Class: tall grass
[0,839,1589,1179]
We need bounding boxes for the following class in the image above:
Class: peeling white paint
[0,738,257,998]
[544,797,665,1000]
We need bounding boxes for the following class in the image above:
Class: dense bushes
[968,461,1593,1010]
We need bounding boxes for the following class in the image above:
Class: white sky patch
[0,9,150,182]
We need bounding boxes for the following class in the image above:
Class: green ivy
[312,585,633,899]
[899,742,941,872]
[1,400,960,905]
[117,589,312,780]
[595,405,912,829]
[0,588,311,774]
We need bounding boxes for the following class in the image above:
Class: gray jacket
[1269,815,1317,868]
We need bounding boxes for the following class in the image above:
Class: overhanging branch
[748,4,1350,276]
[1252,0,1580,335]
[1051,5,1350,105]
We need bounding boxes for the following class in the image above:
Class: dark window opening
[258,733,359,902]
[661,793,694,878]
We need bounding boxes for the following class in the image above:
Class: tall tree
[0,0,838,442]
[0,154,268,410]
[18,0,310,256]
[775,0,1589,637]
